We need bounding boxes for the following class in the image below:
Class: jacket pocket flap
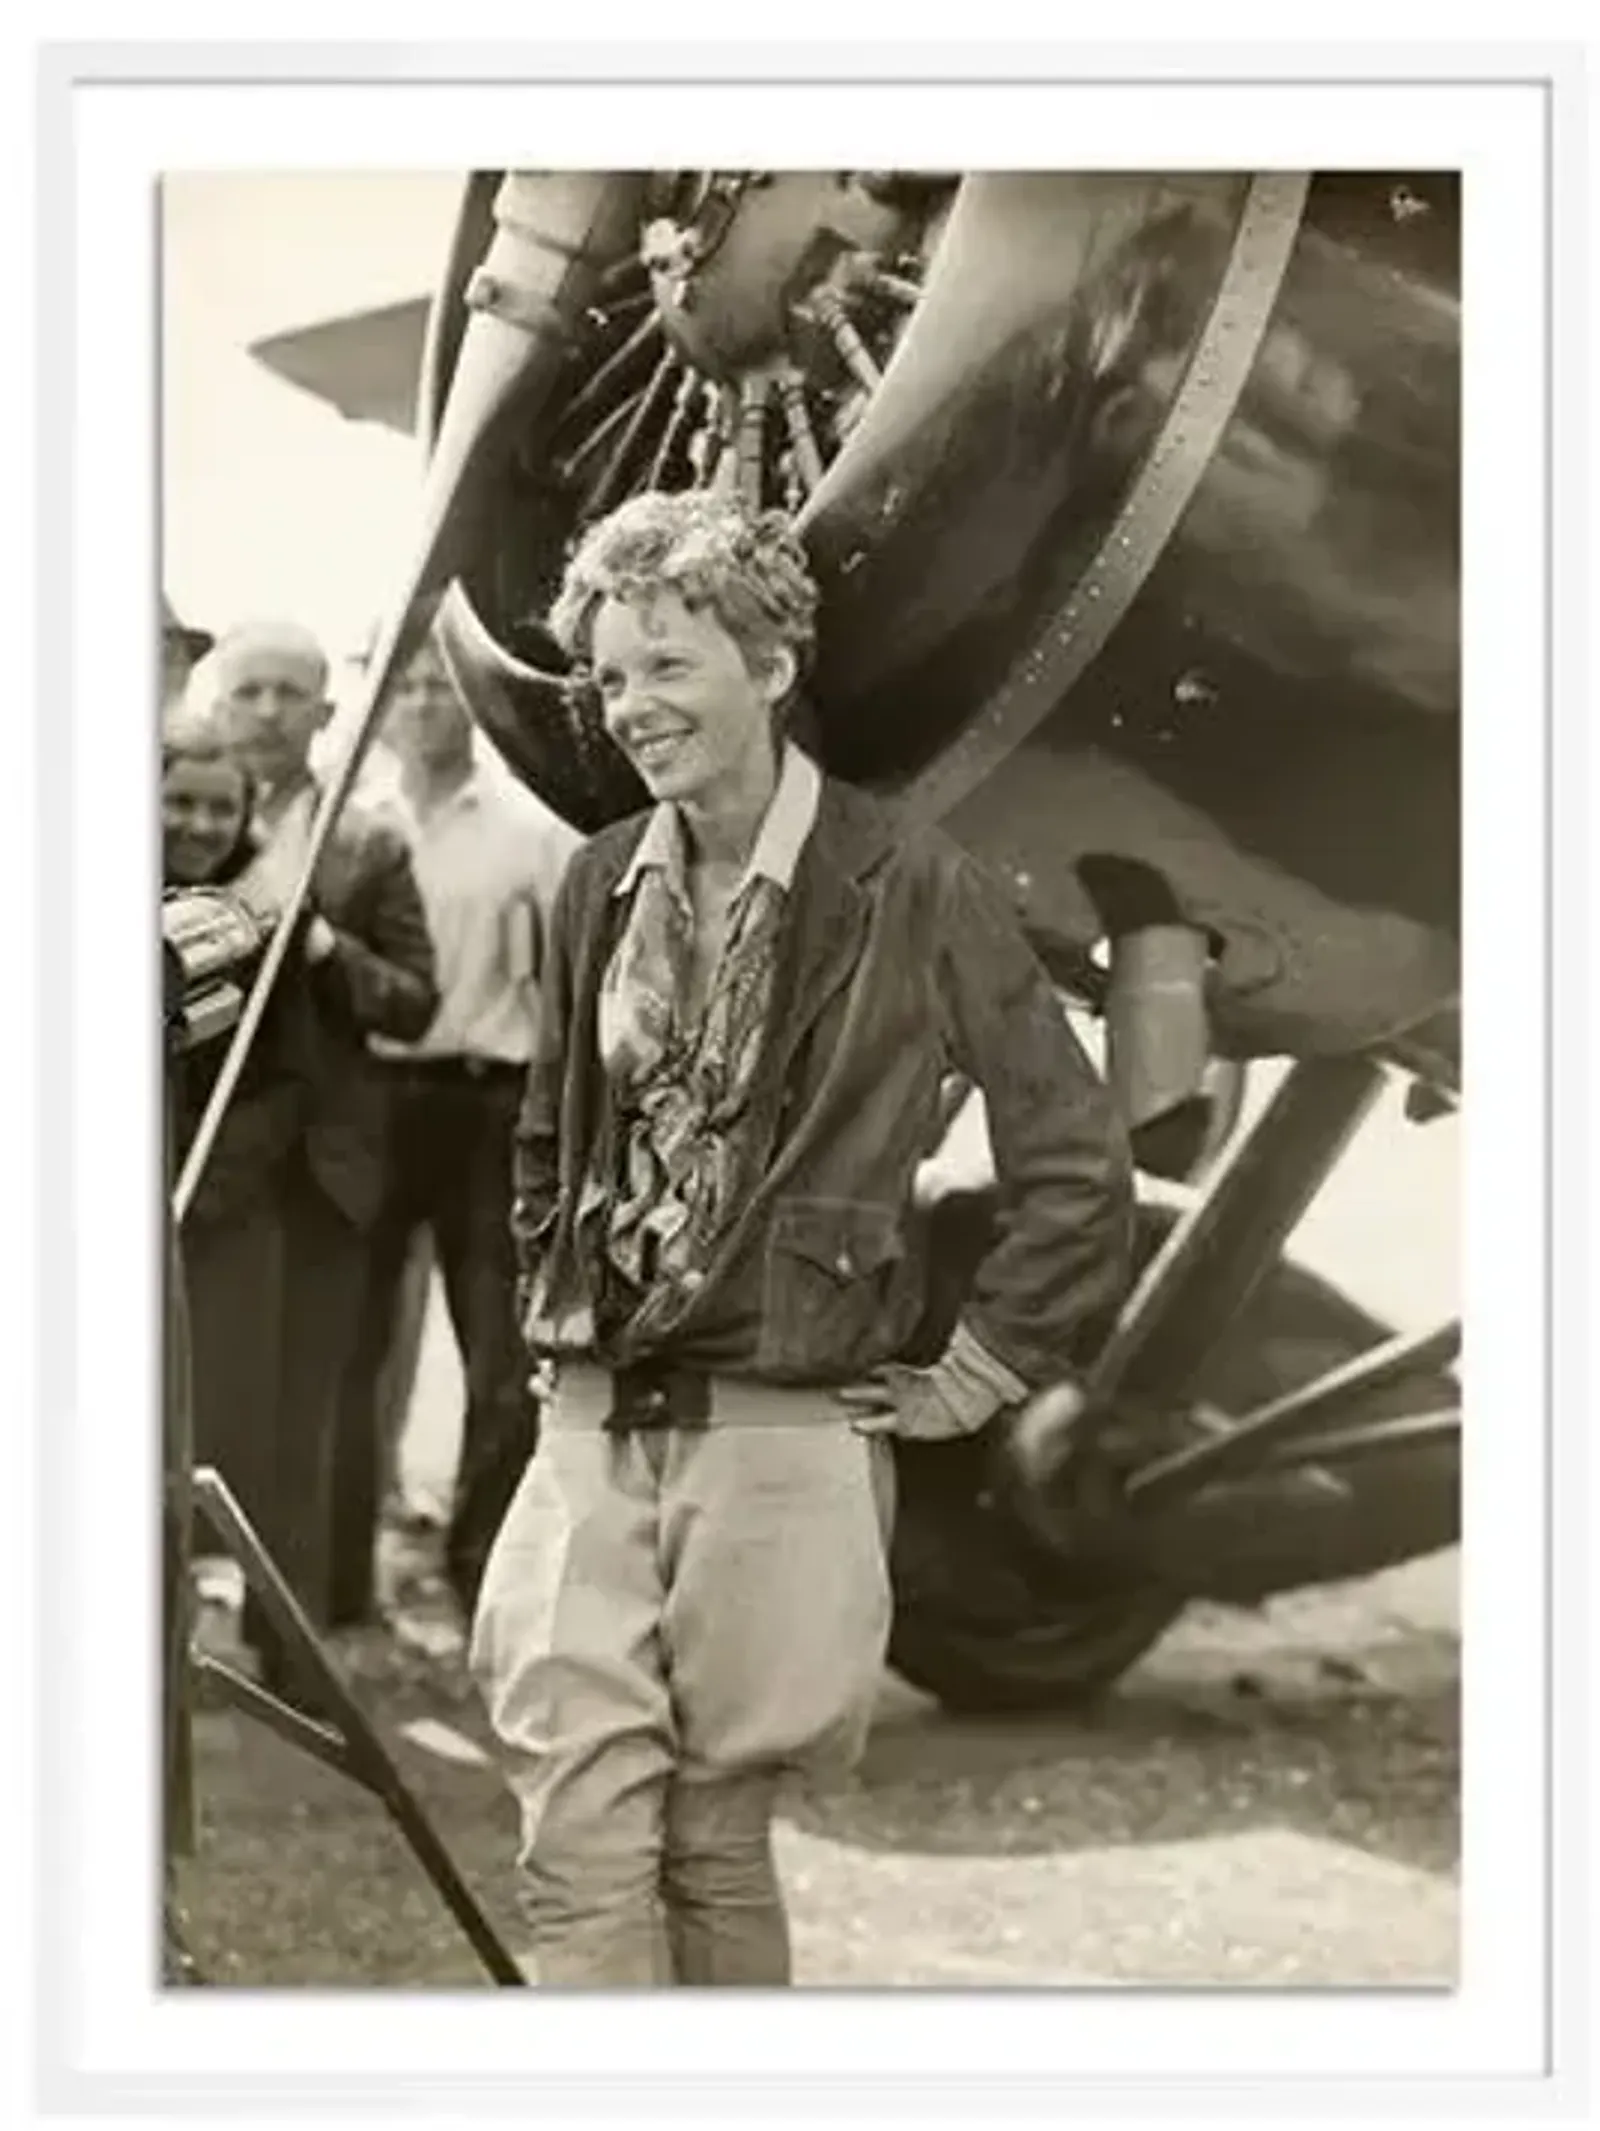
[771,1197,905,1281]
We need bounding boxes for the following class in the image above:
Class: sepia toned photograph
[157,160,1466,1998]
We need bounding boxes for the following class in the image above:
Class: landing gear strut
[889,1057,1460,1714]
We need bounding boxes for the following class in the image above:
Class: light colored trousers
[470,1363,895,1987]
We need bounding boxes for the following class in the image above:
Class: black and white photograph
[33,38,1578,2120]
[160,159,1468,1997]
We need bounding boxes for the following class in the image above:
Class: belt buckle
[605,1366,710,1434]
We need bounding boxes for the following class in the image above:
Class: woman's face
[591,591,790,812]
[163,755,250,883]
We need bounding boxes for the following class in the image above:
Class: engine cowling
[421,168,1457,1073]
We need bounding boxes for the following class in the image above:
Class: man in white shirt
[344,636,581,1625]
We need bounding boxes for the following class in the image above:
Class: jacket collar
[798,771,899,888]
[589,768,899,973]
[612,742,823,906]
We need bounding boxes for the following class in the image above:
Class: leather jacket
[513,773,1135,1388]
[296,795,440,1228]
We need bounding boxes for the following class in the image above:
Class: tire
[884,1419,1184,1714]
[884,1194,1458,1714]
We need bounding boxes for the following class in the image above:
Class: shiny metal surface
[803,171,1460,1057]
[423,168,1460,1064]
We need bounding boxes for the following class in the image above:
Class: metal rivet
[1174,667,1219,711]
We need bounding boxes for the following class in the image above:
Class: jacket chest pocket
[757,1197,909,1380]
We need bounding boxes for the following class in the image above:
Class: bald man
[206,619,440,1670]
[211,618,437,1042]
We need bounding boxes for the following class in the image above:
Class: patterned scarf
[597,852,788,1342]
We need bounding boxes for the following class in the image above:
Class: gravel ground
[175,1545,1458,1989]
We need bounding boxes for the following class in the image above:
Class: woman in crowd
[167,615,441,1691]
[163,726,309,1683]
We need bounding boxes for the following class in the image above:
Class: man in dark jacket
[470,494,1134,1987]
[208,619,438,1651]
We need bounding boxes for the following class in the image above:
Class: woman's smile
[628,726,694,774]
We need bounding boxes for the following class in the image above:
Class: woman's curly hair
[547,490,820,685]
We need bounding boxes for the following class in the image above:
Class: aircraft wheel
[884,1197,1454,1715]
[885,1424,1183,1715]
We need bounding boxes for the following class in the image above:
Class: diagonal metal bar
[557,309,663,431]
[1125,1317,1462,1507]
[1083,1055,1387,1418]
[190,1654,360,1778]
[190,1468,525,1986]
[557,380,650,483]
[1254,1407,1459,1474]
[996,1058,1390,1561]
[583,350,680,519]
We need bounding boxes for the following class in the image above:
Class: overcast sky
[160,171,461,663]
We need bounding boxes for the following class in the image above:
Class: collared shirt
[530,745,822,1357]
[371,765,580,1067]
[597,742,821,1083]
[611,741,822,909]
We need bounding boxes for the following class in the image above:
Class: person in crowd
[163,726,310,1654]
[338,635,580,1630]
[370,1228,438,1530]
[470,491,1135,1988]
[158,612,223,1949]
[204,618,439,1671]
[163,723,254,890]
[162,594,213,722]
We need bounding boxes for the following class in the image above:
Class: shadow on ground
[788,1673,1458,1882]
[173,1622,1456,1990]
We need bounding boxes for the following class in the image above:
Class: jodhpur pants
[470,1364,896,1987]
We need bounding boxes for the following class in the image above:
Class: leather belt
[604,1361,712,1433]
[544,1360,838,1434]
